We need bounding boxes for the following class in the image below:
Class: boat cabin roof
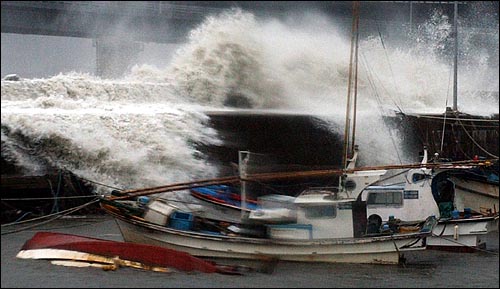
[294,193,356,205]
[364,185,404,191]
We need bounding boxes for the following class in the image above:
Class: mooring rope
[1,198,100,234]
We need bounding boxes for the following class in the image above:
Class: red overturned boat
[16,231,245,274]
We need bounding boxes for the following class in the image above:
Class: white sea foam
[1,72,222,191]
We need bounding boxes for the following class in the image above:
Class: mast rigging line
[360,52,404,164]
[375,16,404,114]
[441,53,455,154]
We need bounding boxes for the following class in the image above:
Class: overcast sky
[1,33,93,78]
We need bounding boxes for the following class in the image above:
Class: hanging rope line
[375,20,404,114]
[440,63,455,154]
[456,117,499,158]
[360,52,403,164]
[1,198,100,235]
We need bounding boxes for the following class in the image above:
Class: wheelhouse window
[412,173,428,183]
[304,205,336,219]
[367,191,403,206]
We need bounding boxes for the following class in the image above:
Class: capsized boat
[16,231,245,274]
[360,148,499,252]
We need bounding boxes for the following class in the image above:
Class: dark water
[1,215,498,288]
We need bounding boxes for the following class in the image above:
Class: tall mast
[452,1,458,111]
[342,1,360,170]
[351,4,360,159]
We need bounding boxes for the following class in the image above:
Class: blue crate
[169,211,194,231]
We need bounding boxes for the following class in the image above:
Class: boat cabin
[360,169,454,225]
[266,192,357,240]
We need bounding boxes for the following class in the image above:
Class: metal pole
[452,1,458,111]
[343,1,359,170]
[351,3,360,157]
[238,151,248,221]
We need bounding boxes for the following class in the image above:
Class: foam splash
[1,73,222,191]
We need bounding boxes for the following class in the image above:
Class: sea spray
[1,7,498,192]
[167,9,281,109]
[1,73,222,192]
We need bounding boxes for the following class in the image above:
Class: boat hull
[15,231,219,273]
[428,217,497,251]
[106,208,429,265]
[450,176,499,214]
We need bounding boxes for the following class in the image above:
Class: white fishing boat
[360,148,499,252]
[448,165,499,215]
[100,164,437,266]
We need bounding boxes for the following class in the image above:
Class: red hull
[20,232,218,273]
